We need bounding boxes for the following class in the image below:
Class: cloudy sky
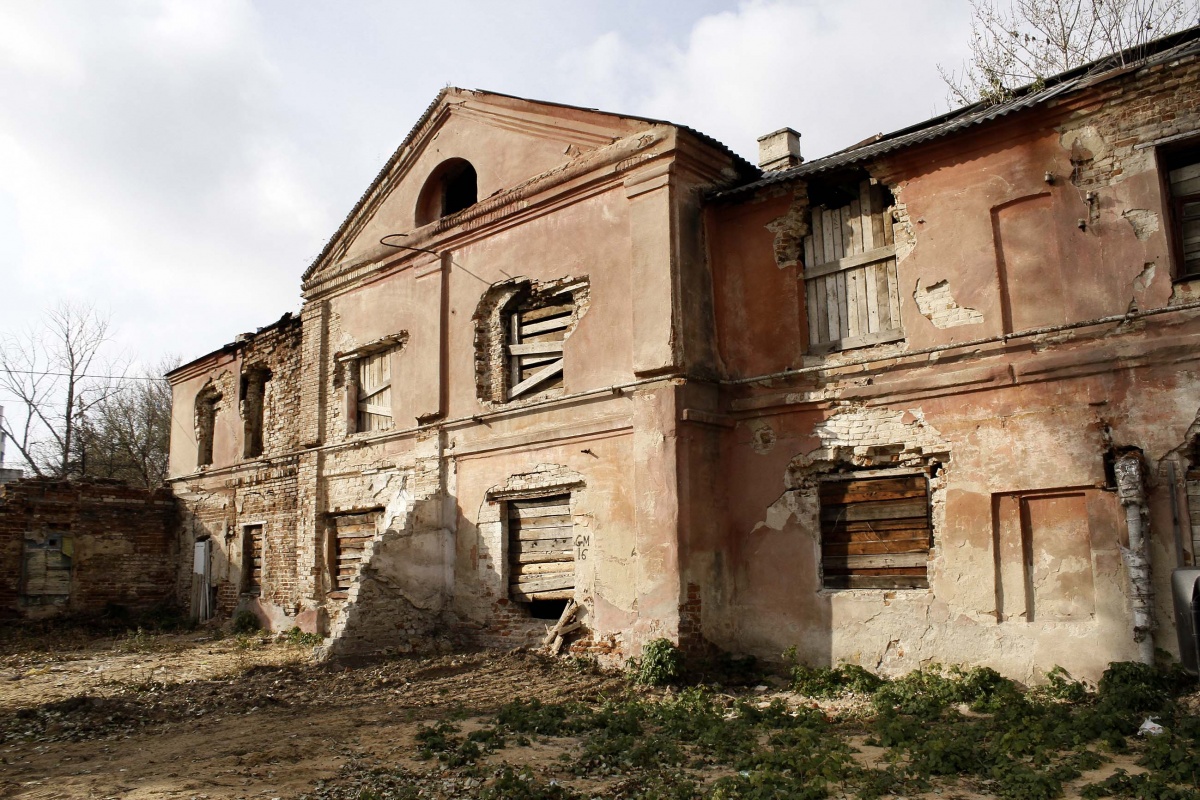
[0,0,973,378]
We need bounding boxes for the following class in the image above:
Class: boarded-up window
[820,474,930,589]
[803,179,903,352]
[22,533,72,603]
[1166,148,1200,279]
[507,298,571,400]
[357,351,393,432]
[508,494,574,602]
[243,524,263,595]
[329,511,379,597]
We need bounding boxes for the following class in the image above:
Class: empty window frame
[356,350,393,433]
[506,296,572,400]
[802,178,903,352]
[243,524,263,595]
[241,367,271,459]
[508,494,574,613]
[195,384,222,468]
[1164,146,1200,280]
[415,158,478,225]
[22,532,73,603]
[819,474,931,589]
[328,511,379,597]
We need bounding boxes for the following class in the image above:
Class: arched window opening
[415,158,478,226]
[241,367,271,459]
[194,384,222,469]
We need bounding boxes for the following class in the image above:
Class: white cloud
[555,0,972,160]
[0,0,322,365]
[0,0,974,384]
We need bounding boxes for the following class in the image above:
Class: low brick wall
[0,478,179,620]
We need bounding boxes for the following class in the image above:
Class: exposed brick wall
[240,315,304,458]
[0,478,178,620]
[1060,53,1200,192]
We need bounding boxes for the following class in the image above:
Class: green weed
[630,638,684,686]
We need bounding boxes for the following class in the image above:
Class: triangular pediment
[304,88,659,283]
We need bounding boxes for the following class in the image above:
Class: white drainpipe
[1115,452,1155,664]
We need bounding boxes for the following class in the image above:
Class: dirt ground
[0,628,1189,799]
[0,629,624,799]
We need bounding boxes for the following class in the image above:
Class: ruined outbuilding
[0,479,178,620]
[168,29,1200,681]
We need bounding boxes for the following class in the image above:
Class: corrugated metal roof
[711,26,1200,200]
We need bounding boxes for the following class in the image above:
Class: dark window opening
[442,162,477,216]
[819,473,931,590]
[241,368,271,459]
[508,494,574,610]
[195,385,222,468]
[1162,144,1200,280]
[243,524,263,596]
[527,598,570,620]
[415,158,478,226]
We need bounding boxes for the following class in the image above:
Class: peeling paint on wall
[1133,262,1157,293]
[891,197,916,263]
[747,420,777,454]
[793,405,949,473]
[764,189,808,269]
[1122,208,1160,241]
[913,278,985,329]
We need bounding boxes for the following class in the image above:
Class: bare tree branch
[0,302,129,478]
[940,0,1197,106]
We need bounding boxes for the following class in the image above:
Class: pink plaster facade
[168,37,1200,680]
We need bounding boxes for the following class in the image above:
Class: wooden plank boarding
[845,269,860,338]
[509,494,575,601]
[801,178,902,351]
[804,245,896,280]
[820,475,930,589]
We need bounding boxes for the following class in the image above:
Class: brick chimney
[757,128,802,172]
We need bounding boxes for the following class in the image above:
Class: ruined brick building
[168,28,1200,681]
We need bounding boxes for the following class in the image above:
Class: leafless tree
[0,303,128,478]
[75,356,178,488]
[940,0,1198,106]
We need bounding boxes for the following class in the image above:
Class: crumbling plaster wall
[168,318,307,629]
[709,334,1200,683]
[706,189,808,377]
[876,54,1200,352]
[448,385,680,662]
[321,431,456,657]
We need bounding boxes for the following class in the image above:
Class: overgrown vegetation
[306,655,1200,800]
[628,638,683,686]
[283,626,324,646]
[231,610,262,635]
